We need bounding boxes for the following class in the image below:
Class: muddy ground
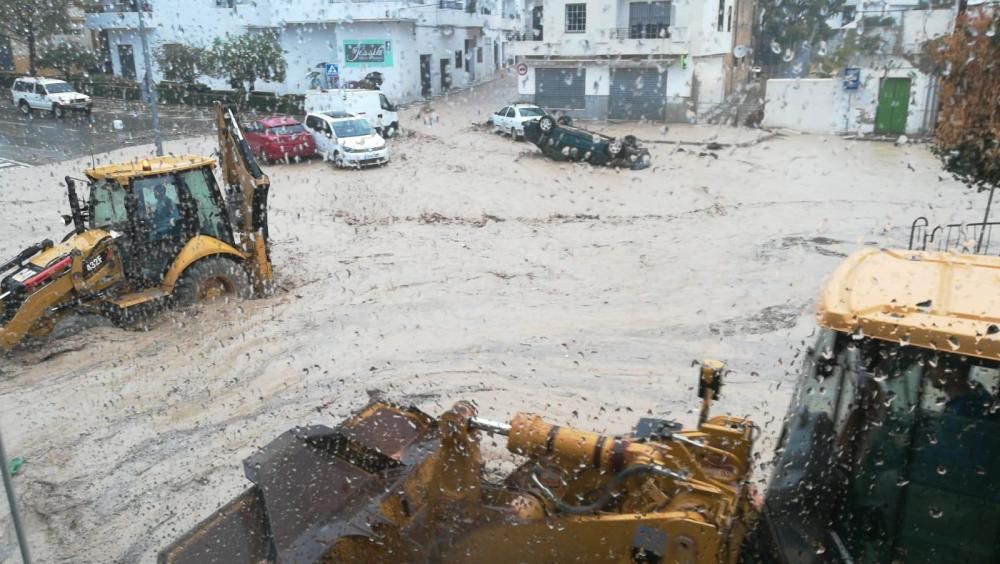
[0,78,979,562]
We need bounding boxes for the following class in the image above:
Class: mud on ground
[0,78,977,562]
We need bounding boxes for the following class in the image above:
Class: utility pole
[136,1,163,156]
[0,425,31,564]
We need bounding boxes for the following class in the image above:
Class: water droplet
[937,465,947,475]
[782,49,795,63]
[896,477,910,487]
[947,335,960,350]
[817,41,828,57]
[929,506,944,519]
[770,40,781,54]
[899,334,910,347]
[852,327,865,340]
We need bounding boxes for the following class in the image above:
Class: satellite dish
[732,45,749,59]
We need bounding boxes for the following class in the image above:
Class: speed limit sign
[516,63,528,76]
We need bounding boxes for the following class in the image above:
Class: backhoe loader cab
[747,249,1000,564]
[0,103,271,349]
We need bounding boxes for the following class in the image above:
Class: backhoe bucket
[159,403,439,563]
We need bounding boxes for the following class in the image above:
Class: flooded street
[0,79,979,562]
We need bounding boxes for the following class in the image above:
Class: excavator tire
[174,256,250,307]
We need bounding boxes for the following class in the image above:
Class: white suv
[303,111,389,168]
[10,77,92,118]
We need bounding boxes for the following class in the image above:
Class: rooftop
[85,155,216,185]
[818,248,1000,361]
[17,76,69,84]
[260,116,301,127]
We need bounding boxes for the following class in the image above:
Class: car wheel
[510,127,519,140]
[52,104,66,119]
[334,152,345,168]
[557,115,573,126]
[257,149,269,165]
[608,139,624,156]
[18,100,31,116]
[174,256,251,307]
[539,116,555,133]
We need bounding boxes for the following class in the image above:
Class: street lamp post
[0,425,31,564]
[136,1,163,156]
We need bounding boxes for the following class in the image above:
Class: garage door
[535,67,586,111]
[609,68,667,120]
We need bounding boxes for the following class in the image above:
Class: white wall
[762,79,842,133]
[901,8,955,53]
[665,58,692,98]
[764,60,936,135]
[692,55,724,109]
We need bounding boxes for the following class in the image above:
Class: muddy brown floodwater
[0,77,977,562]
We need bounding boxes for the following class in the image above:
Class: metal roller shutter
[535,67,586,111]
[609,68,667,120]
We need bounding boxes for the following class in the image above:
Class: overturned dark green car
[523,114,651,170]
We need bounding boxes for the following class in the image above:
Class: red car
[244,117,316,163]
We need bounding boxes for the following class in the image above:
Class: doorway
[531,6,544,40]
[0,36,13,71]
[117,44,136,79]
[493,41,499,71]
[464,39,475,82]
[874,77,910,135]
[420,54,432,97]
[440,59,451,91]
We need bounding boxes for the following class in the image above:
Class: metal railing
[909,217,1000,255]
[609,24,671,40]
[88,0,151,11]
[438,0,463,9]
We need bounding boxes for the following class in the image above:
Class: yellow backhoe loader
[0,103,272,349]
[162,223,999,564]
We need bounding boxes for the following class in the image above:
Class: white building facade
[509,0,753,121]
[85,0,522,102]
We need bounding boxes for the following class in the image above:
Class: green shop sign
[343,40,394,67]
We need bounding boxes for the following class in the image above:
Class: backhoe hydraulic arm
[214,102,273,294]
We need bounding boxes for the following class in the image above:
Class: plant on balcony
[931,9,1000,194]
[0,0,76,75]
[37,42,100,79]
[155,43,206,85]
[205,32,286,92]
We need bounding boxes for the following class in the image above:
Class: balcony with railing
[84,1,153,30]
[608,22,671,40]
[510,24,686,58]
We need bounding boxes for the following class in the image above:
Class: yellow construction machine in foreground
[163,231,999,563]
[0,103,272,349]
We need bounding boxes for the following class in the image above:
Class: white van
[304,89,399,137]
[303,111,389,168]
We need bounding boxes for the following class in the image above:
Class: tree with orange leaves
[931,8,1000,192]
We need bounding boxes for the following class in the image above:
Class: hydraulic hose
[530,463,689,515]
